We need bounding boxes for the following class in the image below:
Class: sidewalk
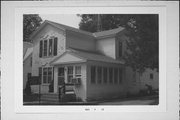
[24,95,158,105]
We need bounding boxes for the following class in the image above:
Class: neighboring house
[23,42,33,90]
[28,20,158,102]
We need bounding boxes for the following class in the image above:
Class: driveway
[98,95,159,105]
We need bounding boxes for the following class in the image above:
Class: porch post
[54,67,58,93]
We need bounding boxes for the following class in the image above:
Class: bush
[25,80,32,95]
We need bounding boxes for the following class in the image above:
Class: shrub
[25,80,32,95]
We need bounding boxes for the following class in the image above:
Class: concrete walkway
[24,95,158,105]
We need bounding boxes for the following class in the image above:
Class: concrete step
[40,98,59,102]
[40,92,76,102]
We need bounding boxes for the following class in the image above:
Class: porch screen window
[48,68,52,83]
[114,68,118,84]
[97,67,102,84]
[109,68,113,84]
[119,42,122,57]
[103,67,107,84]
[49,39,53,56]
[67,66,73,83]
[43,40,48,56]
[119,68,123,84]
[75,66,81,78]
[91,66,96,84]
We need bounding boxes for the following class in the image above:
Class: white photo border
[2,1,179,120]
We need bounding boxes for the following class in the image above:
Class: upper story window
[39,37,58,58]
[118,42,122,57]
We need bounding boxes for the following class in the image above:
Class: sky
[40,14,81,29]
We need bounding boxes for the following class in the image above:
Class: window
[54,37,58,56]
[91,66,96,84]
[150,73,153,79]
[97,67,102,84]
[109,68,113,84]
[49,39,53,56]
[43,40,48,56]
[39,40,43,57]
[114,68,118,84]
[119,42,122,57]
[75,66,81,78]
[67,66,73,83]
[119,68,123,84]
[42,67,52,84]
[103,67,107,84]
[39,37,58,58]
[43,68,48,83]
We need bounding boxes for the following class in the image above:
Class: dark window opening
[91,66,96,84]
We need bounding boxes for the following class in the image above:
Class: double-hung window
[43,40,48,57]
[75,66,81,78]
[42,67,53,84]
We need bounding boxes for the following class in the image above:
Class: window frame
[39,37,58,58]
[91,66,96,84]
[97,66,102,84]
[75,66,81,78]
[42,67,53,85]
[103,67,108,84]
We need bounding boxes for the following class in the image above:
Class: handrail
[58,84,65,102]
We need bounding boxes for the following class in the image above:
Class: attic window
[39,37,58,58]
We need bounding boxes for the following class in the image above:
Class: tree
[23,14,42,42]
[78,14,158,72]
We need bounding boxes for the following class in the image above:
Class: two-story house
[28,20,158,102]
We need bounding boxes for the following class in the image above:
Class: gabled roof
[29,20,93,39]
[29,20,125,40]
[93,27,125,38]
[50,48,124,65]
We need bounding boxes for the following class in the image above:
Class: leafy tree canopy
[23,14,42,42]
[78,14,158,72]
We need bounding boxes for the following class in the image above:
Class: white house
[27,20,158,102]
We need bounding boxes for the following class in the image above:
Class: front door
[58,67,65,85]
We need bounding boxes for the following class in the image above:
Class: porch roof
[50,48,125,65]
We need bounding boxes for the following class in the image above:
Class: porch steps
[40,93,59,102]
[40,91,76,102]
